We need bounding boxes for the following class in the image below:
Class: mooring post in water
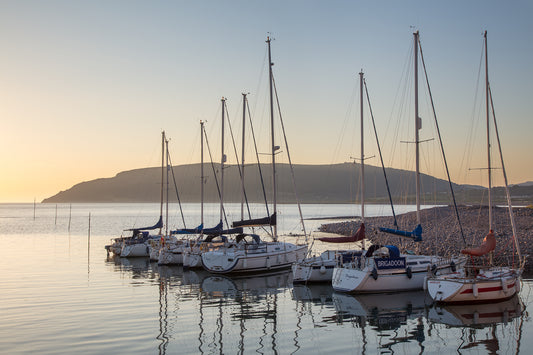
[33,198,36,220]
[88,213,91,273]
[55,204,58,226]
[68,204,72,232]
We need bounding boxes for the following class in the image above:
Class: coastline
[319,205,532,271]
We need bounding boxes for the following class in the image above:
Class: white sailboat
[116,132,167,258]
[332,31,463,293]
[201,36,308,274]
[292,71,369,283]
[426,31,525,304]
[182,117,239,269]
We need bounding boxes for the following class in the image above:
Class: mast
[159,131,165,235]
[359,71,366,249]
[200,120,205,229]
[165,137,169,237]
[220,98,226,226]
[414,31,421,225]
[360,71,365,224]
[485,30,492,231]
[241,93,247,220]
[267,36,277,240]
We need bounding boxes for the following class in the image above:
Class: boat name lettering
[375,257,406,269]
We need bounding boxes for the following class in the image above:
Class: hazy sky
[1,0,532,202]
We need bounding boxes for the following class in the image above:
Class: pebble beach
[319,205,533,271]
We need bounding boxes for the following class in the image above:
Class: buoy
[431,264,437,275]
[406,267,412,279]
[450,261,456,272]
[372,268,378,280]
[319,265,326,274]
[473,283,478,298]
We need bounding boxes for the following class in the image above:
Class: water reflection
[428,296,523,327]
[106,256,529,354]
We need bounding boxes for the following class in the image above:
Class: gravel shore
[319,205,533,270]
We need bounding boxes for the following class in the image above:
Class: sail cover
[317,223,365,243]
[171,223,203,235]
[232,213,276,228]
[461,230,496,256]
[125,215,163,232]
[379,224,422,242]
[205,227,244,236]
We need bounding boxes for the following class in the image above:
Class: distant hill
[42,162,533,205]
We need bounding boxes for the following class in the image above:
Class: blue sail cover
[202,221,223,234]
[379,224,422,242]
[171,223,204,235]
[232,213,276,228]
[125,216,163,232]
[206,227,244,236]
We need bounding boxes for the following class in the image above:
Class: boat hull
[332,255,462,293]
[426,267,520,304]
[183,250,203,270]
[120,243,150,257]
[202,243,308,274]
[292,250,362,283]
[158,246,184,265]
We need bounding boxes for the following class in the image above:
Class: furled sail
[125,215,163,232]
[379,223,423,242]
[232,213,276,228]
[461,230,496,257]
[171,223,204,235]
[202,221,223,234]
[317,223,365,243]
[205,227,244,236]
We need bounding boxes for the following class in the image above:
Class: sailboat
[426,31,525,304]
[181,118,241,269]
[292,71,370,284]
[161,100,242,266]
[201,36,308,274]
[113,132,167,258]
[332,31,463,293]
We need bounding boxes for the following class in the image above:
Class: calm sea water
[1,203,531,354]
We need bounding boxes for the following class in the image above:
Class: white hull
[202,242,308,274]
[292,250,361,283]
[183,250,203,269]
[120,243,150,257]
[426,267,520,304]
[158,245,185,265]
[149,247,160,262]
[292,259,335,283]
[332,254,462,293]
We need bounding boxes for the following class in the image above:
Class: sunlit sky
[1,1,532,203]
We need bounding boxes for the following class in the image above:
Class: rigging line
[333,81,357,164]
[364,79,398,229]
[386,42,414,169]
[202,124,230,229]
[271,73,308,241]
[246,91,274,237]
[489,84,522,264]
[462,41,486,184]
[166,148,187,229]
[239,95,253,221]
[418,37,466,244]
[224,101,252,220]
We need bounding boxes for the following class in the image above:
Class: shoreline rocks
[319,205,532,271]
